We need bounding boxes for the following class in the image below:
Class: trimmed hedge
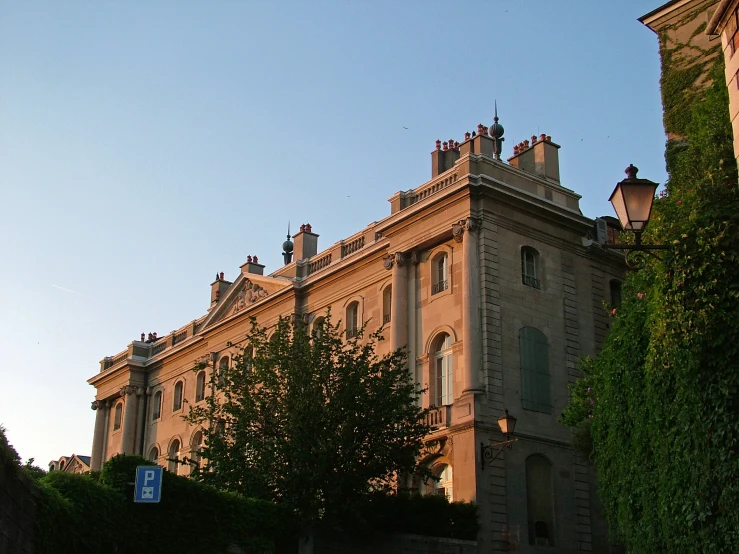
[35,454,290,554]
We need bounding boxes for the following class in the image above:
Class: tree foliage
[185,313,431,527]
[561,62,739,552]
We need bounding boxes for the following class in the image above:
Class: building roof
[639,0,718,31]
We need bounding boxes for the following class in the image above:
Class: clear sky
[0,0,668,466]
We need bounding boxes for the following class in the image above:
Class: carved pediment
[219,279,269,321]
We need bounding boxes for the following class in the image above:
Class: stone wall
[0,463,38,554]
[308,533,477,554]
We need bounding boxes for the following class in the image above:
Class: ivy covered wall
[561,5,739,552]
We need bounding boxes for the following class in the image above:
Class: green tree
[185,313,430,527]
[561,62,739,552]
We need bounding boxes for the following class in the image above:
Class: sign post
[134,465,163,503]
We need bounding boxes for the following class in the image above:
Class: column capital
[120,385,136,397]
[135,387,145,396]
[452,217,482,242]
[384,252,406,270]
[91,400,101,411]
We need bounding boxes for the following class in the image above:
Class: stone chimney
[240,255,265,276]
[211,272,232,307]
[431,139,461,177]
[508,133,561,184]
[293,224,319,261]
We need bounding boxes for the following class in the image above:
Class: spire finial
[287,221,291,239]
[490,102,505,160]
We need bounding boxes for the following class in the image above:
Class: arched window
[434,464,453,500]
[113,402,123,431]
[152,390,162,420]
[173,381,183,412]
[59,460,66,471]
[519,327,551,413]
[521,247,541,289]
[432,253,449,295]
[191,431,203,466]
[610,279,622,307]
[526,455,555,546]
[168,439,180,473]
[346,301,359,338]
[149,446,159,462]
[195,371,206,402]
[434,333,454,406]
[218,356,229,387]
[382,285,392,324]
[313,316,325,339]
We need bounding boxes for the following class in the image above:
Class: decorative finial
[625,164,639,180]
[490,101,505,160]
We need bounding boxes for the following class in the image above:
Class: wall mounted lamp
[480,409,519,470]
[600,164,668,269]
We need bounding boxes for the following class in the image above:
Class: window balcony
[425,405,451,430]
[522,274,541,289]
[431,279,448,295]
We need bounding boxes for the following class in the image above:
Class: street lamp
[601,164,668,268]
[480,409,519,470]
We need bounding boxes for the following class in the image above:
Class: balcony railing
[425,405,451,429]
[383,314,391,324]
[522,274,541,289]
[431,279,448,295]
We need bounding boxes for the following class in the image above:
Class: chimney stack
[431,139,461,178]
[210,271,232,307]
[241,255,265,276]
[293,223,319,261]
[508,133,560,184]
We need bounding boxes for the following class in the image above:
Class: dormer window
[432,253,449,295]
[521,247,541,289]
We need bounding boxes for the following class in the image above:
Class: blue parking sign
[134,465,163,503]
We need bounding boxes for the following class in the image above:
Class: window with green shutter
[519,327,551,413]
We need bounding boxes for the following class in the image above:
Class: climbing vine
[561,56,739,552]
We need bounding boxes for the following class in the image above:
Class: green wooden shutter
[520,328,551,413]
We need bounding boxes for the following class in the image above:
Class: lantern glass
[609,175,658,232]
[497,410,516,436]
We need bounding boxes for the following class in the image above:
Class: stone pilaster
[120,386,138,455]
[454,218,484,394]
[90,400,107,471]
[133,387,146,455]
[101,400,111,464]
[384,252,408,351]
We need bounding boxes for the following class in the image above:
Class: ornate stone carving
[411,251,420,265]
[394,252,405,267]
[383,254,395,270]
[453,217,481,242]
[120,385,136,397]
[452,221,466,243]
[91,400,100,411]
[231,279,269,315]
[136,387,145,396]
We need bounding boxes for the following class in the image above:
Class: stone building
[47,454,91,475]
[87,116,624,553]
[706,0,739,166]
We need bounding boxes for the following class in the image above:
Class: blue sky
[0,0,667,466]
